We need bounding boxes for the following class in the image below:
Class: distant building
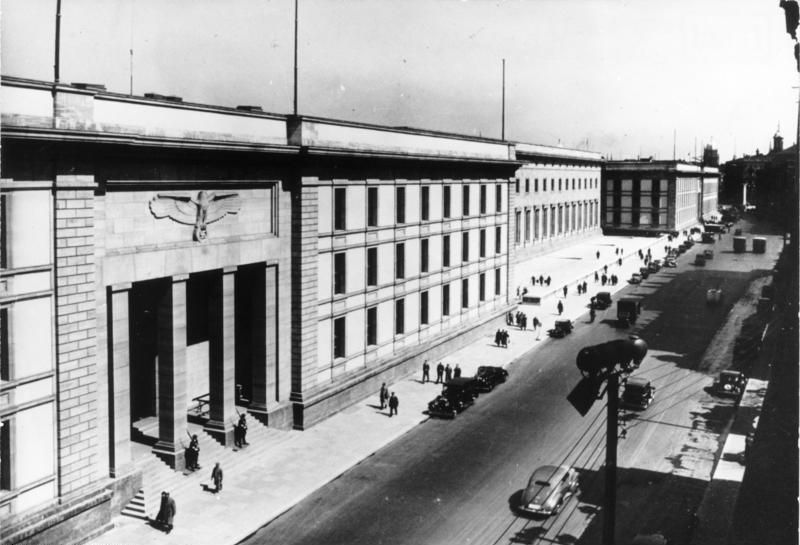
[602,160,720,235]
[720,132,787,207]
[702,144,719,168]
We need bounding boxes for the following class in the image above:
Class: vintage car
[706,288,723,305]
[428,377,480,417]
[694,254,706,266]
[664,257,677,268]
[638,267,650,279]
[592,291,613,310]
[712,370,747,397]
[617,298,642,326]
[702,232,716,243]
[518,465,580,516]
[475,365,509,392]
[548,319,574,338]
[703,249,714,260]
[647,261,660,273]
[629,272,643,284]
[621,376,656,410]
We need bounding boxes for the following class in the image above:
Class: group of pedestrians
[576,281,589,295]
[378,382,399,416]
[600,273,619,286]
[494,329,510,347]
[512,310,528,330]
[531,275,551,286]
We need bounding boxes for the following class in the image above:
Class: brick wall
[54,175,100,496]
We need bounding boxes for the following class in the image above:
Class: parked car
[548,319,573,338]
[694,254,706,266]
[629,272,643,284]
[427,377,480,417]
[518,465,580,516]
[638,267,650,279]
[703,249,714,260]
[621,376,656,410]
[617,298,642,326]
[712,370,747,398]
[647,261,660,273]
[475,366,509,392]
[593,291,612,310]
[664,257,677,268]
[702,232,716,243]
[706,288,723,305]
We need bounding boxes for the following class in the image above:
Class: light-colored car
[621,377,656,410]
[518,465,579,516]
[664,257,677,268]
[629,273,643,284]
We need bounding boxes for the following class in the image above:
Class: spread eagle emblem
[149,191,242,242]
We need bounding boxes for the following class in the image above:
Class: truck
[617,298,642,326]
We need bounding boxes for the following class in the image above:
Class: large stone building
[0,76,609,543]
[601,159,720,235]
[509,143,603,283]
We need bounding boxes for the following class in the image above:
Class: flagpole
[501,58,506,140]
[293,0,299,115]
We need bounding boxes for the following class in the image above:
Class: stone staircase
[121,413,291,520]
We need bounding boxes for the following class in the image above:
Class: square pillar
[249,263,278,421]
[108,283,132,477]
[153,275,188,470]
[205,267,236,445]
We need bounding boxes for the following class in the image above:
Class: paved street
[242,220,784,545]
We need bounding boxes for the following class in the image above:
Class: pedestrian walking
[211,462,223,493]
[603,265,608,274]
[388,392,399,416]
[454,364,462,378]
[546,276,551,286]
[494,329,501,347]
[596,250,600,259]
[507,311,514,325]
[582,281,587,293]
[522,314,528,330]
[379,383,388,409]
[557,300,564,315]
[618,257,623,266]
[155,491,176,533]
[531,275,536,285]
[563,285,568,298]
[445,364,453,382]
[422,360,430,383]
[539,275,544,285]
[502,329,510,348]
[517,286,521,297]
[436,362,444,383]
[590,308,596,322]
[533,317,541,340]
[601,274,607,286]
[594,271,599,283]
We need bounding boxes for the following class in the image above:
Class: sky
[2,0,797,161]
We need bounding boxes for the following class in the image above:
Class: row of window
[332,269,502,358]
[333,228,503,295]
[515,176,598,194]
[513,201,599,245]
[333,183,504,231]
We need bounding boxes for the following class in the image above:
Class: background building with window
[510,143,603,266]
[601,159,720,235]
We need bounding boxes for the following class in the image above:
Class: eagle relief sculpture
[149,191,242,242]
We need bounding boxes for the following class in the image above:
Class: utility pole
[129,49,134,95]
[54,0,62,83]
[293,0,299,115]
[603,373,619,545]
[501,58,506,140]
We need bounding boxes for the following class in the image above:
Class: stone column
[108,283,132,477]
[249,263,278,423]
[153,274,188,470]
[205,267,236,445]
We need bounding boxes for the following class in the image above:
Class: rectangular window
[495,268,501,295]
[443,235,451,267]
[551,179,555,191]
[515,179,520,193]
[366,307,377,346]
[367,247,377,286]
[0,309,8,381]
[515,210,521,244]
[461,278,469,308]
[495,184,502,212]
[395,299,405,335]
[525,209,531,242]
[442,284,450,316]
[334,187,346,231]
[480,184,487,214]
[479,272,486,301]
[421,238,429,273]
[572,179,576,190]
[525,178,530,193]
[334,252,346,294]
[462,232,469,262]
[0,419,9,490]
[333,317,345,358]
[396,187,406,224]
[558,179,562,191]
[479,229,486,258]
[367,187,378,227]
[495,226,502,254]
[421,186,430,221]
[443,186,451,218]
[462,185,470,216]
[395,243,405,279]
[420,291,429,325]
[534,179,539,192]
[543,178,547,192]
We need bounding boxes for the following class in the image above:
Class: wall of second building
[701,175,719,216]
[675,175,702,231]
[510,162,602,270]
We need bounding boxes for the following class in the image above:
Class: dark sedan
[474,366,508,392]
[712,370,747,397]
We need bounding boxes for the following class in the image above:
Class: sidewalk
[88,234,672,545]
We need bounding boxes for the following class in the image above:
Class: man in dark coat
[186,433,200,471]
[234,414,248,448]
[211,462,223,493]
[445,364,453,382]
[436,362,444,383]
[388,392,399,417]
[557,300,564,315]
[379,383,388,409]
[155,491,176,532]
[454,364,461,378]
[422,360,430,383]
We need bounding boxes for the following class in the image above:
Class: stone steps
[121,414,290,520]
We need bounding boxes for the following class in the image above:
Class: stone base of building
[247,402,294,430]
[0,485,115,545]
[291,305,514,430]
[601,226,673,237]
